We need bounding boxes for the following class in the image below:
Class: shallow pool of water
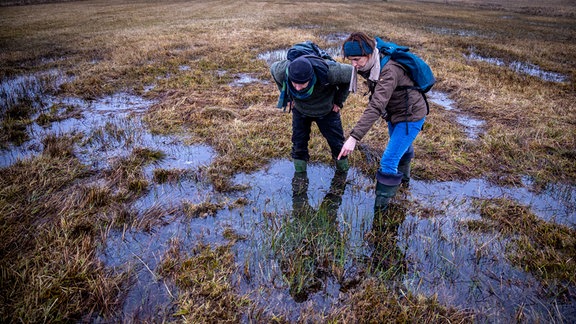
[464,51,569,83]
[428,26,483,37]
[428,90,485,139]
[228,73,270,87]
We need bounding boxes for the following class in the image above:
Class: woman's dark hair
[341,32,375,57]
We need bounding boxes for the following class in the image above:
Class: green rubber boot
[335,157,350,172]
[293,159,307,173]
[374,171,403,216]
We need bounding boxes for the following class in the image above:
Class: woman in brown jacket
[337,32,427,215]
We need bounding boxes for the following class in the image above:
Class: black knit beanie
[288,57,314,83]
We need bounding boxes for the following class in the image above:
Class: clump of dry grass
[182,199,224,218]
[331,277,474,322]
[36,102,81,126]
[152,167,185,183]
[0,138,128,322]
[104,147,164,197]
[158,242,249,322]
[0,100,34,147]
[42,133,79,158]
[467,197,576,295]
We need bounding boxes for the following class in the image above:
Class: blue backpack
[375,37,436,113]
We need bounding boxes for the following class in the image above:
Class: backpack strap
[390,59,431,115]
[396,85,430,115]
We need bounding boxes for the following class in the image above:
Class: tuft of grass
[104,147,164,196]
[79,184,114,209]
[0,145,128,322]
[0,100,35,147]
[182,199,224,218]
[36,102,81,126]
[331,277,474,323]
[42,133,80,158]
[222,226,247,242]
[228,196,250,209]
[468,197,576,292]
[159,242,249,322]
[273,206,345,302]
[132,205,178,232]
[153,168,184,183]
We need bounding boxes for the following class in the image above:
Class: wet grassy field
[1,0,575,322]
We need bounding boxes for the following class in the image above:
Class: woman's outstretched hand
[338,137,357,160]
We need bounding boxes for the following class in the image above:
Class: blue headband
[343,40,373,57]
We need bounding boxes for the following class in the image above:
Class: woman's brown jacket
[350,60,427,141]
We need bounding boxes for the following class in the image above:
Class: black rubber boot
[397,145,414,186]
[374,171,403,216]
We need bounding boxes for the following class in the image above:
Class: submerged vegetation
[1,0,575,322]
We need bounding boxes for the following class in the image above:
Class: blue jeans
[380,118,425,174]
[291,108,345,161]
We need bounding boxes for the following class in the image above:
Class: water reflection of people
[292,169,348,220]
[281,168,348,302]
[367,202,407,276]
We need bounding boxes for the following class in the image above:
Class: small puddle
[258,49,288,66]
[0,69,71,110]
[428,91,457,111]
[464,50,569,83]
[428,26,483,37]
[228,73,269,87]
[428,90,485,139]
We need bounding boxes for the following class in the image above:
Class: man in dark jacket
[270,55,353,173]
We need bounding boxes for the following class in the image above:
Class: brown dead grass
[466,197,576,301]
